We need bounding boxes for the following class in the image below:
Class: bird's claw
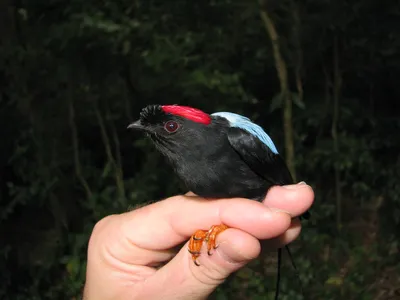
[188,224,228,265]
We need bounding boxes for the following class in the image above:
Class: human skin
[83,183,314,300]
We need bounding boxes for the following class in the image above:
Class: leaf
[325,276,344,286]
[122,40,131,55]
[66,257,80,277]
[18,8,28,21]
[101,160,113,178]
[269,93,283,112]
[292,92,306,109]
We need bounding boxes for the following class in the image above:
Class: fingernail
[283,183,308,190]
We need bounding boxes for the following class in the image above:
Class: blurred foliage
[1,0,400,299]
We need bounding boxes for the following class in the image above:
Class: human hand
[83,183,314,300]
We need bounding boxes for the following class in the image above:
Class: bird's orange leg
[188,230,207,266]
[205,224,229,255]
[188,224,229,266]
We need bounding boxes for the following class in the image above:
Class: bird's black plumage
[128,104,309,299]
[130,106,293,199]
[226,126,294,186]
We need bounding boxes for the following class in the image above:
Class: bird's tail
[275,245,304,300]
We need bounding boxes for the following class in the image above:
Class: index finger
[120,195,291,251]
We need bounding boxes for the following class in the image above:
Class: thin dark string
[275,246,305,300]
[275,248,282,300]
[285,245,304,298]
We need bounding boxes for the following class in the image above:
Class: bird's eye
[164,121,179,133]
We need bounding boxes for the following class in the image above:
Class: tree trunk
[94,99,126,202]
[68,94,93,199]
[260,3,296,181]
[332,36,342,231]
[0,0,15,45]
[291,1,304,106]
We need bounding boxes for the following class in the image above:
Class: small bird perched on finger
[128,104,310,299]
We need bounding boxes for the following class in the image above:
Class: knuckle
[92,214,118,235]
[88,215,119,251]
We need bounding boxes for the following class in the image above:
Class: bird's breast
[170,144,268,200]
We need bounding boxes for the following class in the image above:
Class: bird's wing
[226,127,293,185]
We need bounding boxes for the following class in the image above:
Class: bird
[128,104,309,299]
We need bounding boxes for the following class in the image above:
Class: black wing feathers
[227,127,311,220]
[226,127,293,186]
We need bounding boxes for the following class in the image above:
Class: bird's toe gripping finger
[189,230,207,265]
[188,224,229,265]
[206,224,229,255]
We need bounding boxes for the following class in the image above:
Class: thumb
[138,229,261,300]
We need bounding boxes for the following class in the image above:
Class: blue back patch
[211,112,279,154]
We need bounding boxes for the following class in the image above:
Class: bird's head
[128,104,213,154]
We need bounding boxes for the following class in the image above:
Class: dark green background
[1,1,399,299]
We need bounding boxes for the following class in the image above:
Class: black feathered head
[128,104,214,154]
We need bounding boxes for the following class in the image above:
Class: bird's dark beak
[127,120,146,131]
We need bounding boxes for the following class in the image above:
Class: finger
[112,195,290,266]
[261,218,302,250]
[263,183,314,217]
[122,195,291,251]
[138,228,261,300]
[87,215,177,270]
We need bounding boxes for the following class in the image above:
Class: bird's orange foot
[188,224,229,266]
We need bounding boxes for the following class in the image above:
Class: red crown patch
[161,105,211,125]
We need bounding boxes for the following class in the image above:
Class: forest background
[1,0,399,299]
